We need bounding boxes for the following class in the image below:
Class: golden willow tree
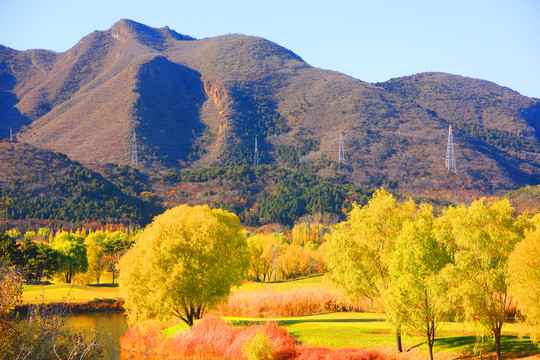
[387,204,452,360]
[508,213,540,343]
[119,205,249,326]
[437,199,525,360]
[327,189,416,352]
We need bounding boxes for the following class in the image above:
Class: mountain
[1,19,539,206]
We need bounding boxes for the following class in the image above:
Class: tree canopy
[52,232,88,284]
[508,213,540,343]
[327,189,416,352]
[437,198,524,360]
[119,205,249,326]
[387,204,452,360]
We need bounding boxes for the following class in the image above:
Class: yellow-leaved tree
[119,205,249,326]
[327,189,416,352]
[387,204,452,360]
[84,230,107,284]
[246,233,282,282]
[508,213,540,343]
[437,199,524,360]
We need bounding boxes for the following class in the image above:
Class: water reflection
[67,312,127,360]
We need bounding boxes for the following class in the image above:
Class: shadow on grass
[87,284,119,288]
[277,318,387,326]
[230,317,386,327]
[435,335,539,357]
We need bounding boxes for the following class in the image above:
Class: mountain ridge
[1,19,539,205]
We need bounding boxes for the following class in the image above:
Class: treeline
[257,180,346,226]
[245,222,331,282]
[0,228,137,284]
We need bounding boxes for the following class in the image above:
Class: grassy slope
[21,274,329,304]
[22,283,120,303]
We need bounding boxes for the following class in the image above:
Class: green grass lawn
[22,283,120,303]
[22,274,328,304]
[224,312,539,357]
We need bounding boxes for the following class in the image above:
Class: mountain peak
[110,19,194,46]
[111,19,149,33]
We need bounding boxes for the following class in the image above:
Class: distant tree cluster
[452,119,540,153]
[101,163,152,197]
[275,138,320,168]
[246,222,330,283]
[0,228,136,284]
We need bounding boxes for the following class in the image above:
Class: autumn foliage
[121,316,392,360]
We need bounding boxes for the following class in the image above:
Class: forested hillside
[0,141,161,225]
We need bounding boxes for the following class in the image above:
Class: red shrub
[166,317,298,359]
[120,323,163,355]
[122,316,392,360]
[168,316,237,356]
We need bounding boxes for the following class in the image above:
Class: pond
[67,312,128,360]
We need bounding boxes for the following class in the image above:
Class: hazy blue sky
[1,0,539,98]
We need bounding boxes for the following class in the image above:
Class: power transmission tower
[445,124,457,173]
[9,128,13,141]
[338,131,345,163]
[254,137,259,169]
[131,132,138,164]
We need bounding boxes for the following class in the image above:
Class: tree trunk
[427,319,436,360]
[186,311,194,326]
[396,329,403,352]
[495,332,502,360]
